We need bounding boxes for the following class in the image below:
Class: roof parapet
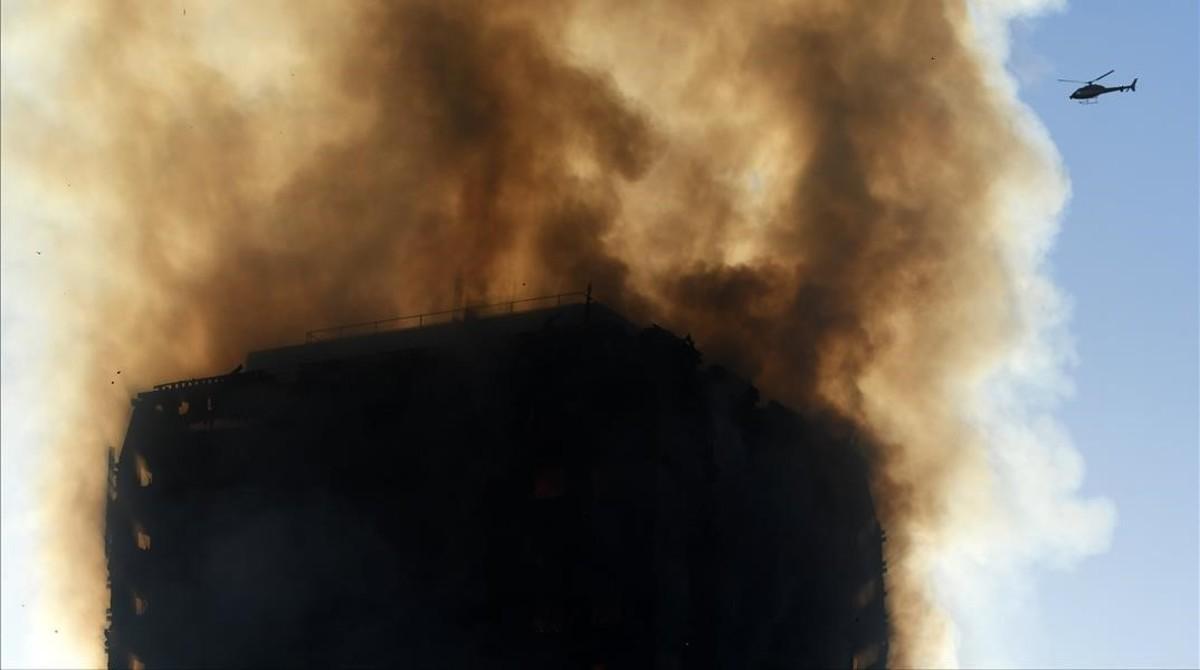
[304,291,589,343]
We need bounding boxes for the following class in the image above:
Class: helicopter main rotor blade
[1058,79,1089,84]
[1091,69,1115,83]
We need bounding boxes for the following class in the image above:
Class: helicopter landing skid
[1076,98,1099,105]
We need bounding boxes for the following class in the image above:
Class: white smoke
[927,1,1116,665]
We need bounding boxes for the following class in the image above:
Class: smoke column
[1,0,1114,666]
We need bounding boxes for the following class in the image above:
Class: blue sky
[1004,2,1198,667]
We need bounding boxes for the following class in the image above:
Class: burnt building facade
[105,300,888,668]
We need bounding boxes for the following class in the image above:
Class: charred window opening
[133,524,151,551]
[135,454,152,488]
[855,578,877,609]
[108,448,119,500]
[532,602,565,634]
[853,644,881,670]
[532,465,566,499]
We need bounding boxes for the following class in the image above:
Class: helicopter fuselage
[1069,80,1136,100]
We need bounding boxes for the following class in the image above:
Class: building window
[852,644,881,670]
[533,466,566,499]
[134,524,151,551]
[136,455,153,488]
[855,578,876,609]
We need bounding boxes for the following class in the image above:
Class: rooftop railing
[153,373,239,392]
[304,291,590,344]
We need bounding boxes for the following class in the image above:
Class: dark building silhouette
[105,299,888,669]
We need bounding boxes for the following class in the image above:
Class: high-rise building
[106,299,888,668]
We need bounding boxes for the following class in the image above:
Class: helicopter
[1059,69,1137,103]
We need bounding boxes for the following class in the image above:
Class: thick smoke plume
[2,0,1113,666]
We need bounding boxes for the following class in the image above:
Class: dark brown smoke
[5,0,1101,666]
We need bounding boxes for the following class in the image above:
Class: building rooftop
[244,293,627,372]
